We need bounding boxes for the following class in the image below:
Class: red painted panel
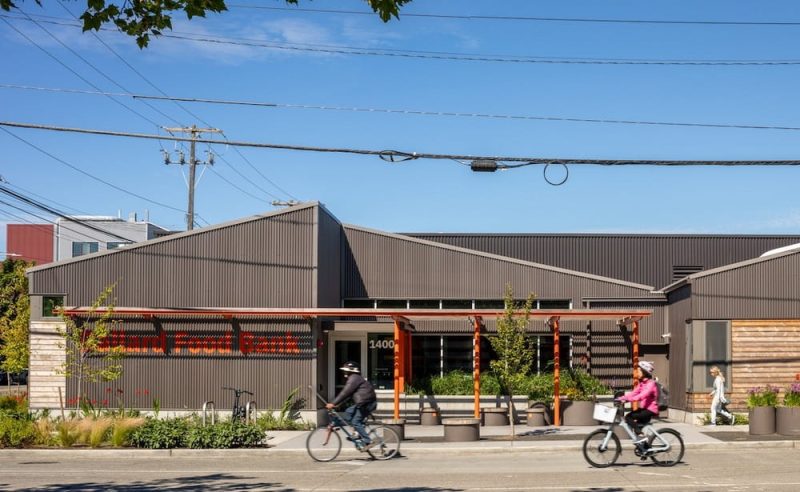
[7,224,53,265]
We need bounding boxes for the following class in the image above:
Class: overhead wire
[4,13,800,66]
[227,5,800,26]
[4,84,800,133]
[4,120,800,167]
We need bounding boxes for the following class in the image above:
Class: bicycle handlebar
[222,386,253,395]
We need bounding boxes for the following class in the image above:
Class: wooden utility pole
[163,125,222,230]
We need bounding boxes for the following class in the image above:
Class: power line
[0,184,137,242]
[4,84,800,133]
[0,126,186,213]
[4,119,800,167]
[228,4,800,27]
[5,13,800,66]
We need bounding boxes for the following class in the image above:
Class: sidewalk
[267,421,800,456]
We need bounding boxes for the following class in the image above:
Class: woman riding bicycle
[616,360,659,444]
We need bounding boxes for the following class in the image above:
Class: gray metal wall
[315,205,342,308]
[692,253,800,319]
[407,233,800,290]
[29,206,318,308]
[667,285,692,409]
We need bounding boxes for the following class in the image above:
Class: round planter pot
[749,406,776,435]
[776,407,800,436]
[420,407,441,426]
[481,407,509,426]
[561,400,597,426]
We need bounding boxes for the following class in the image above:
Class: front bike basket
[592,404,617,424]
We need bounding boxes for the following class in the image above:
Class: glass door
[332,338,363,397]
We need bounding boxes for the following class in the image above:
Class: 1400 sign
[94,329,305,356]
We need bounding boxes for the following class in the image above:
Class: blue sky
[3,0,800,257]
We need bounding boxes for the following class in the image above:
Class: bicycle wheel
[582,429,621,468]
[306,427,342,462]
[649,428,684,467]
[365,425,400,460]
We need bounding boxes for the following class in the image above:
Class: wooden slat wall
[28,321,66,409]
[688,320,800,412]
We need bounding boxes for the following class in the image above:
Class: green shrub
[0,394,28,419]
[526,373,556,403]
[747,386,779,408]
[0,414,36,448]
[129,417,191,449]
[701,412,747,425]
[784,383,800,407]
[111,417,145,447]
[186,420,265,448]
[561,368,610,401]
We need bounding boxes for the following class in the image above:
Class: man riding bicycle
[326,361,378,450]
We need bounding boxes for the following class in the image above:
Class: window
[42,296,64,317]
[72,242,98,257]
[411,336,443,379]
[475,300,505,309]
[441,300,472,309]
[367,334,395,390]
[342,299,374,309]
[107,242,131,250]
[409,299,440,309]
[538,299,572,309]
[376,299,407,309]
[689,320,731,391]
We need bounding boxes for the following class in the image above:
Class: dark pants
[625,408,656,434]
[333,400,377,442]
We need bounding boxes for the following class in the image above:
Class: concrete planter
[776,407,800,436]
[749,406,776,435]
[481,407,510,426]
[561,400,598,426]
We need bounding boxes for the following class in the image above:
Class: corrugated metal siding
[29,207,317,308]
[667,285,692,409]
[7,223,53,265]
[316,206,341,308]
[407,234,800,290]
[693,253,800,319]
[65,319,314,409]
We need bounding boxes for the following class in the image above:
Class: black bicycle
[306,391,400,462]
[222,386,254,422]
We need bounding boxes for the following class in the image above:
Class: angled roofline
[344,224,655,291]
[403,232,800,239]
[27,201,321,274]
[657,245,800,294]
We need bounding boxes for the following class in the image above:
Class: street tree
[0,0,413,48]
[0,258,30,385]
[57,284,124,405]
[489,284,535,438]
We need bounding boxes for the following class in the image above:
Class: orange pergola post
[473,317,482,418]
[552,317,561,426]
[404,330,412,383]
[631,320,640,410]
[393,319,402,419]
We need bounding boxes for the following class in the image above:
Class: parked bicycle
[306,390,400,462]
[583,396,685,468]
[222,386,254,422]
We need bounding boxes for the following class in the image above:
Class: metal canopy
[60,306,651,425]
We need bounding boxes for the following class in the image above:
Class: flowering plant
[784,383,800,407]
[747,385,779,408]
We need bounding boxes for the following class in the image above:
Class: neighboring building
[22,202,800,423]
[6,214,174,265]
[6,223,54,265]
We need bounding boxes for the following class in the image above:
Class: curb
[0,440,796,458]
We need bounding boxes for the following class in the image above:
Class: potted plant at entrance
[776,383,800,436]
[560,368,609,425]
[747,385,778,435]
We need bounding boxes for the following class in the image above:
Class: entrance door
[331,338,363,398]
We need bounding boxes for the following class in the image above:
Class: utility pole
[162,125,222,230]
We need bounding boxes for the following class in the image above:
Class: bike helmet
[638,360,655,375]
[339,361,360,373]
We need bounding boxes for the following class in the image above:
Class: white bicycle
[583,398,685,468]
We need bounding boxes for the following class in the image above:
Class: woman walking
[709,366,735,425]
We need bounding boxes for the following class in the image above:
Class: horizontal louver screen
[672,265,703,282]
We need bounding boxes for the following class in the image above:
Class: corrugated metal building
[24,202,800,423]
[6,223,53,265]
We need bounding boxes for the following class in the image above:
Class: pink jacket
[619,378,659,414]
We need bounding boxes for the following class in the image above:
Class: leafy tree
[57,284,124,404]
[0,258,30,385]
[489,284,534,437]
[0,0,412,48]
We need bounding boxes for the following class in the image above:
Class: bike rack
[202,401,216,426]
[246,401,257,424]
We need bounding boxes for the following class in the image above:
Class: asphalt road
[1,447,799,491]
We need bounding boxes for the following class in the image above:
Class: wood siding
[28,321,66,410]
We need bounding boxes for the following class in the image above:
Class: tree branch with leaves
[0,258,30,385]
[57,284,124,405]
[1,0,412,48]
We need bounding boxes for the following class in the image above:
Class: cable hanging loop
[543,163,570,186]
[378,150,419,163]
